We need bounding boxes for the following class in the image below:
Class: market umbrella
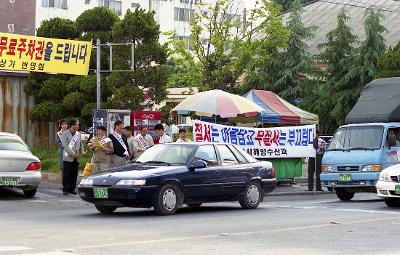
[244,90,318,125]
[170,89,265,118]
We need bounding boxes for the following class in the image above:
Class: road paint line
[28,200,48,203]
[334,208,400,215]
[0,246,33,252]
[17,252,79,255]
[66,215,400,251]
[36,192,57,199]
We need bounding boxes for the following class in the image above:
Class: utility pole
[96,39,101,110]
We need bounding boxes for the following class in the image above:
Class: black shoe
[63,192,69,195]
[69,191,77,195]
[317,189,323,192]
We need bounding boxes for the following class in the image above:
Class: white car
[376,164,400,207]
[0,132,41,197]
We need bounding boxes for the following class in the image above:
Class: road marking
[334,208,400,215]
[66,215,400,251]
[36,192,57,199]
[17,252,79,255]
[0,246,33,252]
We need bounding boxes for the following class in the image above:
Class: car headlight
[379,172,391,182]
[322,165,334,172]
[79,178,93,186]
[362,165,381,172]
[116,180,146,186]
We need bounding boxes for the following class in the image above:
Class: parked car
[78,143,277,215]
[0,132,41,197]
[376,164,400,207]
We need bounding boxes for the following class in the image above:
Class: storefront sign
[0,32,92,75]
[193,120,316,158]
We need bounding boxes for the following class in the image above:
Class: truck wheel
[335,189,355,201]
[384,198,400,207]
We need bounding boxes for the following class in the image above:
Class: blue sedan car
[78,143,277,215]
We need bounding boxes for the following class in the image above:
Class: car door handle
[214,171,221,175]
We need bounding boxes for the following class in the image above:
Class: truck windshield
[327,126,384,151]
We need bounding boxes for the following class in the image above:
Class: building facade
[0,0,256,48]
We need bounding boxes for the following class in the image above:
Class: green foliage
[39,77,68,101]
[165,56,203,88]
[63,92,86,112]
[274,0,318,102]
[30,102,63,121]
[375,42,400,78]
[36,18,79,39]
[160,103,175,123]
[169,0,289,93]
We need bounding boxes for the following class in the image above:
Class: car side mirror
[189,160,207,171]
[387,134,397,147]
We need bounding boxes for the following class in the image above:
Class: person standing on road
[55,119,68,185]
[123,126,135,160]
[61,119,84,195]
[89,126,114,174]
[308,129,327,191]
[109,120,130,167]
[133,126,154,159]
[155,124,172,144]
[176,129,191,143]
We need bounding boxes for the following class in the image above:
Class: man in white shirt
[155,123,172,144]
[133,126,154,159]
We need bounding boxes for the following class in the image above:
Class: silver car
[0,132,41,197]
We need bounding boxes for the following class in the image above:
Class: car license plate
[338,174,352,182]
[93,188,108,199]
[0,177,20,186]
[395,185,400,195]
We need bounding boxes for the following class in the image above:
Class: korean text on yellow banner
[0,33,92,76]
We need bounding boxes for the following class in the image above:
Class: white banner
[193,120,316,158]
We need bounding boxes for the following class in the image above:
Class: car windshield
[327,126,384,151]
[0,136,29,152]
[136,144,196,165]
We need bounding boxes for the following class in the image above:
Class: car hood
[380,164,400,176]
[323,150,381,166]
[89,164,185,186]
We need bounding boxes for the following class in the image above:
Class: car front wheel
[335,189,355,201]
[23,187,37,198]
[239,181,263,209]
[95,205,117,214]
[384,198,400,207]
[154,183,181,216]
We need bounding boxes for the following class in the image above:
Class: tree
[375,42,400,78]
[329,8,386,127]
[25,8,120,126]
[170,0,288,92]
[304,8,358,133]
[274,0,318,103]
[107,8,169,109]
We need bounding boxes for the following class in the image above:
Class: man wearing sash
[89,126,114,174]
[61,119,84,195]
[133,126,154,159]
[55,119,67,187]
[108,120,130,167]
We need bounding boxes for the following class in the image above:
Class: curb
[41,172,83,184]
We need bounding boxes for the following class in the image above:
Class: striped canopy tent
[244,90,318,125]
[170,89,265,119]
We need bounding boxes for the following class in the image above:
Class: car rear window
[0,136,29,152]
[233,145,258,163]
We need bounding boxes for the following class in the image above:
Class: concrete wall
[0,71,55,148]
[0,0,36,35]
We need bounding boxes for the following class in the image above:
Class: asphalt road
[1,183,400,255]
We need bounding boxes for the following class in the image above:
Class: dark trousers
[63,160,79,193]
[308,154,323,191]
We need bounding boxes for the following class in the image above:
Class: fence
[0,71,54,148]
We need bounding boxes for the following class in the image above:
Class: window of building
[131,2,140,9]
[85,0,90,4]
[100,0,122,15]
[42,0,68,9]
[174,7,194,22]
[175,36,193,50]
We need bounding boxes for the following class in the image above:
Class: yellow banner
[0,33,92,76]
